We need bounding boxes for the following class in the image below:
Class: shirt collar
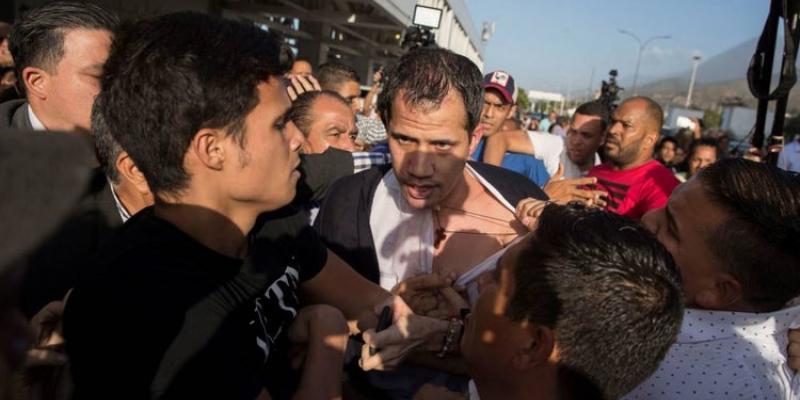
[26,104,47,131]
[676,303,800,343]
[108,180,131,222]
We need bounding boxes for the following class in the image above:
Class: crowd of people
[1,2,799,400]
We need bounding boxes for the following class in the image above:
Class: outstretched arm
[483,130,536,166]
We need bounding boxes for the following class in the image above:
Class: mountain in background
[636,36,800,112]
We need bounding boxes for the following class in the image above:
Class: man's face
[0,37,12,67]
[605,100,654,166]
[39,28,111,133]
[548,112,557,122]
[462,239,533,380]
[688,145,717,178]
[221,79,303,212]
[388,89,475,210]
[642,179,728,307]
[304,96,357,153]
[333,80,361,114]
[479,89,513,137]
[290,60,312,77]
[565,113,605,165]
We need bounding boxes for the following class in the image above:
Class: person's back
[66,209,269,398]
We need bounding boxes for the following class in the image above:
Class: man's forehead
[483,88,509,105]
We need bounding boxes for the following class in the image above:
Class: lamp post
[685,54,702,108]
[618,29,671,96]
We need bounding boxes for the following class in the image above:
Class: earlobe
[22,67,48,100]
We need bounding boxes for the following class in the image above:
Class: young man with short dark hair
[65,13,443,399]
[317,61,362,113]
[622,158,800,399]
[464,204,683,400]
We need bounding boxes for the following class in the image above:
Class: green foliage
[703,108,722,129]
[516,88,532,114]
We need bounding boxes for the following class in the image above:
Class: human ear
[191,128,226,170]
[116,152,150,195]
[695,274,743,310]
[512,324,555,371]
[22,66,49,100]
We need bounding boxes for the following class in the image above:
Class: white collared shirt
[27,104,46,131]
[778,139,800,173]
[624,305,800,400]
[560,150,601,179]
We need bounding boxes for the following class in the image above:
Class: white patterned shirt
[624,305,800,400]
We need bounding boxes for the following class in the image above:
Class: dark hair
[287,90,350,136]
[91,102,121,183]
[377,48,483,137]
[687,137,721,160]
[656,136,679,165]
[621,96,664,132]
[9,1,118,94]
[696,158,800,311]
[574,101,610,132]
[507,203,684,399]
[96,12,287,195]
[316,62,360,91]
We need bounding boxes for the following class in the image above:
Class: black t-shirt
[64,206,326,399]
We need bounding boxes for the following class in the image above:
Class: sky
[467,0,768,97]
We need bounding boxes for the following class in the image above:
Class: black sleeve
[294,147,354,204]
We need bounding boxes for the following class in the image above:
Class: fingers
[789,342,800,372]
[359,338,407,371]
[552,163,564,181]
[567,176,598,187]
[438,286,470,310]
[360,324,411,370]
[516,198,548,230]
[23,348,68,368]
[287,85,298,101]
[392,273,452,295]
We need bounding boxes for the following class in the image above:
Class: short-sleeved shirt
[588,160,680,220]
[471,138,550,187]
[65,207,327,399]
[624,305,800,400]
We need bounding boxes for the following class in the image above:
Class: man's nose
[405,151,435,178]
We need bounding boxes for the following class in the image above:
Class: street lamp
[618,29,671,96]
[685,54,702,108]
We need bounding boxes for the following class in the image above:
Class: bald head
[605,96,664,169]
[620,96,663,134]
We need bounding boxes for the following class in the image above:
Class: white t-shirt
[560,151,601,180]
[526,130,563,177]
[624,304,800,400]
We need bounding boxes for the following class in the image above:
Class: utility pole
[685,54,702,108]
[618,30,671,96]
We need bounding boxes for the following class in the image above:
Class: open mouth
[405,184,435,200]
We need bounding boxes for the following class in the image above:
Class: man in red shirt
[589,97,679,219]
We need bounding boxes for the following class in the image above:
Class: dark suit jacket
[0,99,34,130]
[20,169,123,317]
[314,162,549,284]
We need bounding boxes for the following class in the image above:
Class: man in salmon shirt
[588,96,679,219]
